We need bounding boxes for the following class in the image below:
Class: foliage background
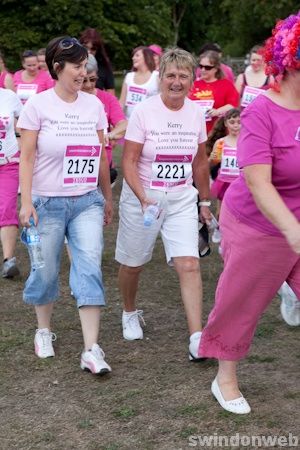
[0,0,299,71]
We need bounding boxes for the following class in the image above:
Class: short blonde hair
[159,47,196,80]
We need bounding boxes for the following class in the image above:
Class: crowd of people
[1,11,300,415]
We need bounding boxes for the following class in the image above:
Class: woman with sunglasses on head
[79,28,115,95]
[18,36,113,375]
[119,46,159,120]
[189,51,239,134]
[82,54,127,185]
[199,12,300,414]
[13,50,54,104]
[0,51,15,90]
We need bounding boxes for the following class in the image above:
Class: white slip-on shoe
[211,378,251,414]
[34,328,56,358]
[279,282,300,326]
[122,310,145,340]
[81,344,111,375]
[188,332,207,361]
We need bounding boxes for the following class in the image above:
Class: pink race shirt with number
[194,99,214,122]
[219,146,239,182]
[126,86,147,106]
[125,95,207,192]
[151,154,193,190]
[17,89,108,196]
[63,145,101,187]
[241,86,264,108]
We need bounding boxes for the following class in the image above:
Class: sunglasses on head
[58,37,81,50]
[199,64,215,70]
[83,76,98,83]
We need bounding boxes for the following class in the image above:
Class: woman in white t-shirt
[119,46,159,119]
[116,48,212,360]
[18,36,113,375]
[0,88,22,278]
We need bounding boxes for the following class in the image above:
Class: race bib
[63,145,101,187]
[17,84,38,104]
[241,86,264,108]
[194,99,214,121]
[126,86,147,106]
[219,146,239,180]
[151,154,193,190]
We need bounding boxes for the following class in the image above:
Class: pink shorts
[210,178,230,201]
[0,162,19,227]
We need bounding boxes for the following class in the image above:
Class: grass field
[0,147,299,449]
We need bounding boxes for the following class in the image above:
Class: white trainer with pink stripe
[80,344,111,375]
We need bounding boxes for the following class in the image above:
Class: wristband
[198,200,211,207]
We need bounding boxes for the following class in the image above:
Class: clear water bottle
[143,203,160,227]
[22,217,45,269]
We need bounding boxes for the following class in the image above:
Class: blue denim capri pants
[23,189,106,308]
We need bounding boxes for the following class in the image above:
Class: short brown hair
[45,36,88,80]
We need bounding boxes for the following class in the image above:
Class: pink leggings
[200,203,300,360]
[0,162,19,227]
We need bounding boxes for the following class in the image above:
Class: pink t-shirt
[13,70,54,103]
[0,71,11,89]
[96,88,125,164]
[17,88,108,197]
[224,94,300,236]
[125,94,207,191]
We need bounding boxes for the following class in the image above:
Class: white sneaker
[189,331,207,361]
[279,282,300,326]
[122,310,145,340]
[211,228,221,243]
[34,328,56,358]
[80,343,111,375]
[211,378,251,414]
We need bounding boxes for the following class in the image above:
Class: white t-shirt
[125,94,207,191]
[124,71,159,119]
[0,88,22,160]
[17,89,108,196]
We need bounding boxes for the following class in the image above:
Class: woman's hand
[104,199,113,226]
[140,197,159,213]
[200,205,213,225]
[19,202,38,227]
[284,223,300,254]
[207,108,219,118]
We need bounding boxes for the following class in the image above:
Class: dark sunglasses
[199,64,215,71]
[58,37,81,50]
[83,76,98,83]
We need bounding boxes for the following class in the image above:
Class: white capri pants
[115,180,199,266]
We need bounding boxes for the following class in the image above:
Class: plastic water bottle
[22,218,45,269]
[143,203,160,227]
